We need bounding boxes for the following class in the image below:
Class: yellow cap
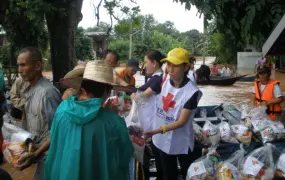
[161,48,190,65]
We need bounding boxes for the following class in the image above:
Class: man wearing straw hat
[18,60,133,180]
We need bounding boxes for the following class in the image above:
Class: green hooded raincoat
[44,96,133,180]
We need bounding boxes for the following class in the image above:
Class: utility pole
[129,17,133,59]
[203,15,207,65]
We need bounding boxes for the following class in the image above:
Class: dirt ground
[0,162,35,180]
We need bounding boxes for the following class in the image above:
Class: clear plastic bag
[249,107,271,121]
[241,104,249,120]
[242,144,274,180]
[260,121,285,143]
[193,122,210,145]
[231,124,252,145]
[125,100,145,164]
[216,144,245,180]
[187,146,220,180]
[218,121,239,144]
[203,120,220,146]
[2,122,35,142]
[276,149,285,178]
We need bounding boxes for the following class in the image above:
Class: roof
[85,32,107,37]
[262,14,285,56]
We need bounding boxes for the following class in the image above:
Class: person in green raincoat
[16,61,133,180]
[46,61,133,180]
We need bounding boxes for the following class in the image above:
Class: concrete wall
[237,52,261,69]
[244,44,258,52]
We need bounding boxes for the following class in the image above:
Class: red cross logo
[234,127,239,131]
[194,167,199,172]
[252,160,258,165]
[222,128,226,132]
[262,130,268,135]
[162,93,176,112]
[274,124,279,128]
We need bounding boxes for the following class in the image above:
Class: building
[85,32,108,59]
[262,14,285,69]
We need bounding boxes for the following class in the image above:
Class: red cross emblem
[274,124,279,128]
[194,167,199,172]
[162,93,176,112]
[234,127,239,131]
[252,160,259,165]
[222,128,226,132]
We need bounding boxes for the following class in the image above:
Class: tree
[180,29,203,55]
[75,27,94,60]
[0,0,84,84]
[45,0,83,83]
[210,33,232,63]
[85,22,110,33]
[176,0,285,61]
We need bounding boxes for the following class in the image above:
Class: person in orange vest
[116,59,140,86]
[252,66,284,120]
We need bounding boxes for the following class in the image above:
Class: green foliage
[0,44,12,66]
[75,27,94,60]
[210,33,232,63]
[109,39,129,60]
[177,0,285,51]
[112,14,201,60]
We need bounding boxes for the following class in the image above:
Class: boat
[276,68,285,73]
[197,75,247,86]
[238,75,256,82]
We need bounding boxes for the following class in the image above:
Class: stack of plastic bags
[249,107,285,143]
[2,122,35,166]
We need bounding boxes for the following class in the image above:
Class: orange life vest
[254,79,282,120]
[117,69,135,86]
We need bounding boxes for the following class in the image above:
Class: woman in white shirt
[140,48,202,180]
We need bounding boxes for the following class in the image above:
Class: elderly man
[15,47,61,180]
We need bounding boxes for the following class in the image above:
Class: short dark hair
[19,47,43,63]
[103,49,120,62]
[81,80,112,98]
[145,50,165,67]
[189,56,196,64]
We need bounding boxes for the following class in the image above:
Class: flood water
[1,59,285,180]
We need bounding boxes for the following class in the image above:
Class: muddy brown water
[1,64,285,180]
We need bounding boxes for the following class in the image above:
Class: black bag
[10,106,23,120]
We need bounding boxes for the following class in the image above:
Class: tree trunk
[46,0,83,84]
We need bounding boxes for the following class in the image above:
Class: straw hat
[60,60,116,90]
[63,63,86,79]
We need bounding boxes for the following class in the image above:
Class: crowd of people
[0,46,283,180]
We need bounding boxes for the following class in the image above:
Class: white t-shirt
[221,67,231,77]
[252,84,283,98]
[187,69,196,85]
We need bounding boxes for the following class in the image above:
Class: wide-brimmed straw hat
[60,60,137,93]
[64,63,86,79]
